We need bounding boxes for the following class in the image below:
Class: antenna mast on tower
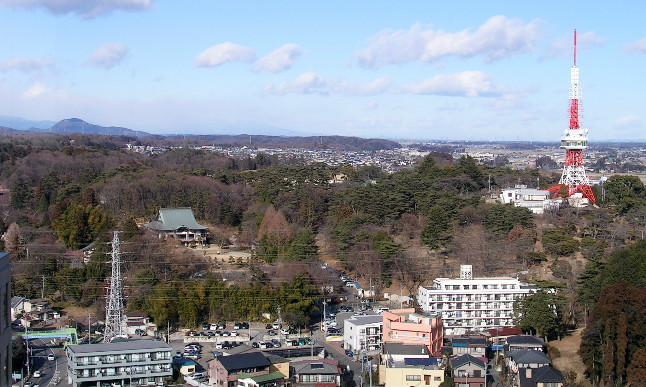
[548,30,595,204]
[104,231,126,342]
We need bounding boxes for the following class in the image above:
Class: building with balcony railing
[343,315,383,353]
[66,340,172,387]
[417,265,537,336]
[381,308,443,356]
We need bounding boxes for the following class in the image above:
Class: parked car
[230,331,238,337]
[210,324,218,331]
[259,342,269,349]
[240,322,249,329]
[47,354,55,361]
[265,324,273,329]
[298,338,307,345]
[202,323,210,330]
[222,331,230,337]
[135,328,146,336]
[33,370,42,378]
[218,323,226,330]
[268,330,276,336]
[272,323,281,330]
[234,322,241,329]
[345,349,354,358]
[271,339,281,348]
[280,328,290,335]
[251,342,259,348]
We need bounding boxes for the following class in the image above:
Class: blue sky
[1,1,645,141]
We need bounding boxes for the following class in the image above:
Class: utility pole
[41,275,45,298]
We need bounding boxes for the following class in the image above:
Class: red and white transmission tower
[548,30,595,204]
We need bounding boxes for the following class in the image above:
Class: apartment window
[463,285,469,290]
[434,376,441,381]
[406,375,421,381]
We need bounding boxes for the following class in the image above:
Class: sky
[1,1,645,141]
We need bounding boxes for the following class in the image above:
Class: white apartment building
[66,340,172,386]
[417,265,537,336]
[343,315,383,353]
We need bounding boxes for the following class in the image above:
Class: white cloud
[615,115,642,128]
[195,43,256,68]
[265,72,327,95]
[541,31,604,61]
[623,37,646,53]
[22,82,51,99]
[1,0,153,19]
[355,15,542,68]
[0,57,54,72]
[253,44,303,73]
[266,74,393,96]
[336,76,393,96]
[89,43,129,69]
[401,71,505,97]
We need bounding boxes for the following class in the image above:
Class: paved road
[26,338,65,386]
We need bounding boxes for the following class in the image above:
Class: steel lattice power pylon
[104,231,126,342]
[548,30,596,204]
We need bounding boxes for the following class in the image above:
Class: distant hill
[175,134,402,151]
[0,117,401,149]
[0,126,19,134]
[43,118,152,137]
[0,115,55,130]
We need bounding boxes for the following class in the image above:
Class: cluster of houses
[341,308,563,387]
[338,265,565,387]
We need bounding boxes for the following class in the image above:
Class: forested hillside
[2,133,646,384]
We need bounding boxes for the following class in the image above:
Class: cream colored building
[381,365,444,387]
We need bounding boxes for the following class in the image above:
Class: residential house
[174,358,197,376]
[209,351,286,387]
[66,340,173,387]
[380,343,443,387]
[485,327,524,351]
[292,359,341,387]
[237,372,287,387]
[451,354,488,387]
[22,298,61,326]
[10,296,24,322]
[382,308,443,356]
[343,315,383,353]
[506,336,545,352]
[506,350,551,374]
[451,336,487,357]
[518,365,564,387]
[125,312,155,336]
[144,207,208,245]
[417,265,537,335]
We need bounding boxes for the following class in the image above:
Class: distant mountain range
[0,115,56,130]
[0,116,402,150]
